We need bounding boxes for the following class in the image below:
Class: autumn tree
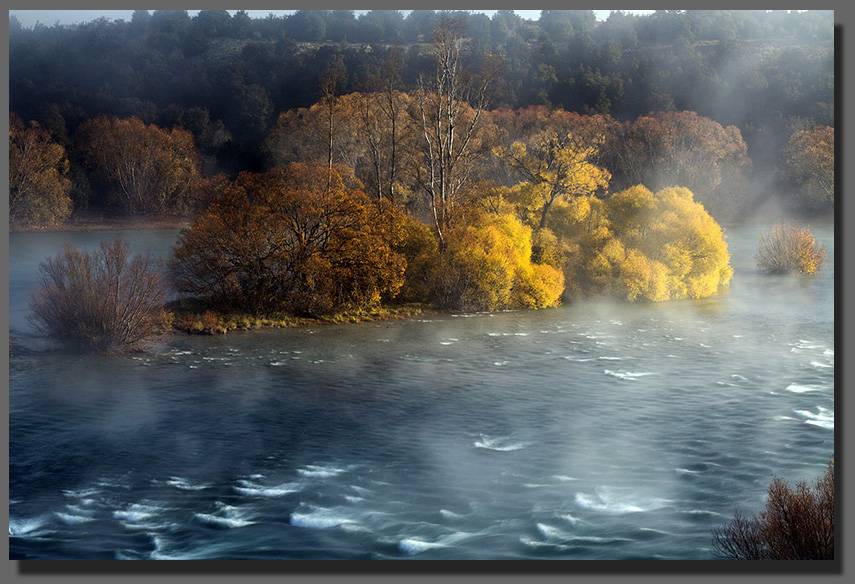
[487,106,619,165]
[264,106,332,167]
[319,55,348,178]
[358,48,412,207]
[553,185,733,302]
[413,14,499,247]
[169,163,406,317]
[405,210,564,312]
[756,223,827,275]
[712,460,834,560]
[9,113,74,226]
[496,129,611,229]
[75,115,201,215]
[28,237,173,353]
[264,96,362,171]
[608,111,750,217]
[785,125,834,207]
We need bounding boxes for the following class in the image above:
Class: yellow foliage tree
[555,185,733,302]
[496,129,611,229]
[421,212,564,311]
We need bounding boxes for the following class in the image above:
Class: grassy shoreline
[12,214,442,336]
[167,299,439,335]
[9,213,194,233]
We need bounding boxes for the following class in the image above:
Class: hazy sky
[9,9,655,28]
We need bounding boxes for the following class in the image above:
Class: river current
[8,224,834,560]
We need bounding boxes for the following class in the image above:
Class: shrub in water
[755,223,827,275]
[711,460,834,560]
[553,186,733,302]
[28,237,172,353]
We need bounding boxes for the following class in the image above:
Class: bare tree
[414,13,497,248]
[360,47,407,207]
[319,55,347,186]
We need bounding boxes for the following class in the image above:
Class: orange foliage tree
[9,113,74,226]
[608,111,750,217]
[76,115,201,215]
[169,163,406,317]
[785,125,834,207]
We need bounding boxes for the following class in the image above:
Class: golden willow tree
[551,185,734,302]
[496,129,612,229]
[9,113,74,226]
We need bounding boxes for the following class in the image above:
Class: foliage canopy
[9,113,74,225]
[76,115,201,215]
[552,185,733,302]
[404,210,564,312]
[170,163,406,317]
[785,125,834,207]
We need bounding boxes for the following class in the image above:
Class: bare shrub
[711,460,834,560]
[755,223,827,275]
[28,237,173,353]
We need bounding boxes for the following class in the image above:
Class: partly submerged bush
[28,237,172,353]
[711,460,834,560]
[755,223,827,275]
[554,186,733,302]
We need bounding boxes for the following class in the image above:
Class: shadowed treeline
[9,9,833,211]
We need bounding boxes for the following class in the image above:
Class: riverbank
[167,299,439,335]
[9,212,193,233]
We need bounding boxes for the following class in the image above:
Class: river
[8,223,834,559]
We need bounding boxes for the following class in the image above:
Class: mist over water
[9,224,834,559]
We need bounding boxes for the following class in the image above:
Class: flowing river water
[8,223,834,560]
